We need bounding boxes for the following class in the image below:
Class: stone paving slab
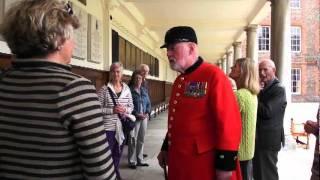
[118,111,315,180]
[119,112,167,180]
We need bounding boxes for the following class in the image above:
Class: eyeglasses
[65,1,73,15]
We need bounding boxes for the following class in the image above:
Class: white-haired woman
[98,62,134,180]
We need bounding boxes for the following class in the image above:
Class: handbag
[107,87,135,132]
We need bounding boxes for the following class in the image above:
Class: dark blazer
[256,79,287,151]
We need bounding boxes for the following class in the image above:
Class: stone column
[218,58,224,71]
[226,51,233,74]
[232,42,242,64]
[270,0,291,82]
[216,59,220,70]
[245,25,258,62]
[269,0,292,138]
[222,57,227,74]
[102,0,114,70]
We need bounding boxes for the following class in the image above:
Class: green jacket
[236,88,258,161]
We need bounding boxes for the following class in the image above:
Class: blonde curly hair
[0,0,79,58]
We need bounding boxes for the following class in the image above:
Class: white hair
[259,59,276,70]
[139,64,149,71]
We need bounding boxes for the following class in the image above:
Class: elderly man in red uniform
[157,26,242,180]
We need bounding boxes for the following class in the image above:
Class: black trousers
[240,160,253,180]
[253,149,279,180]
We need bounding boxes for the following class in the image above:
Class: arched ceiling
[112,0,271,63]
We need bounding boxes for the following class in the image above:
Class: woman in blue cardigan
[229,58,260,180]
[128,70,151,169]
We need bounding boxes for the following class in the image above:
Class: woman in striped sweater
[0,0,115,179]
[98,62,134,180]
[229,58,260,180]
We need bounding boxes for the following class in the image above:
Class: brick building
[257,0,320,103]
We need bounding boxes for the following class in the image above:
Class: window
[118,37,125,64]
[125,41,131,69]
[130,45,136,71]
[0,0,3,24]
[135,49,141,69]
[290,0,300,9]
[291,68,301,94]
[258,26,270,51]
[291,26,301,52]
[114,31,160,77]
[155,59,159,77]
[0,0,3,41]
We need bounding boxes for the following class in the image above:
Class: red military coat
[166,58,242,180]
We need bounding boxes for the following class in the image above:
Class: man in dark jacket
[253,59,287,180]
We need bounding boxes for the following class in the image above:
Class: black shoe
[129,164,137,169]
[137,163,149,167]
[143,154,148,158]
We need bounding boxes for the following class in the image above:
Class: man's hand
[157,151,168,169]
[304,120,318,135]
[216,169,232,180]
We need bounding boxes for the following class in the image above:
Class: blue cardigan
[131,87,151,116]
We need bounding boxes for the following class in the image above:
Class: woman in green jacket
[229,58,260,180]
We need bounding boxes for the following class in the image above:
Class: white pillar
[226,51,233,74]
[270,0,291,83]
[103,0,113,70]
[245,24,258,62]
[233,42,242,64]
[270,0,292,137]
[219,59,223,70]
[222,57,227,74]
[218,59,223,71]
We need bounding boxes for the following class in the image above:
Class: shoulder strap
[107,86,117,106]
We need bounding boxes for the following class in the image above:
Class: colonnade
[217,0,292,135]
[218,0,290,95]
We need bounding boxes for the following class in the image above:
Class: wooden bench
[290,118,310,149]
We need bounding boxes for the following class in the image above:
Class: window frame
[115,32,160,77]
[291,68,301,95]
[291,26,301,53]
[257,26,270,52]
[290,0,301,9]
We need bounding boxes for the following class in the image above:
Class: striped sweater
[0,59,116,180]
[98,83,133,131]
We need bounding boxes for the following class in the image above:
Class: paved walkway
[118,111,316,180]
[119,112,167,180]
